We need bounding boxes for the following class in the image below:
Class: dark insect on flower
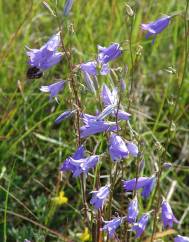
[26,66,43,79]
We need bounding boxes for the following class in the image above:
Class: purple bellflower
[141,175,156,199]
[161,200,178,228]
[132,213,149,238]
[174,235,189,242]
[63,0,74,16]
[101,84,131,120]
[123,175,156,199]
[68,155,99,177]
[127,197,139,223]
[83,72,97,94]
[80,114,119,138]
[26,32,62,71]
[40,80,65,100]
[101,84,118,107]
[80,43,121,80]
[90,185,110,209]
[80,61,97,76]
[141,16,171,43]
[80,60,109,77]
[101,217,124,238]
[98,43,122,64]
[126,142,139,157]
[55,110,76,124]
[60,145,85,173]
[112,110,131,121]
[109,134,128,161]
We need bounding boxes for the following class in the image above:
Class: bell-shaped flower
[132,213,149,238]
[60,145,85,173]
[40,80,65,100]
[98,43,122,64]
[126,142,139,157]
[141,16,171,42]
[101,84,118,107]
[101,217,124,238]
[174,235,189,242]
[112,110,131,121]
[161,200,178,228]
[101,84,131,121]
[141,176,156,199]
[80,61,97,76]
[127,197,139,223]
[80,114,119,138]
[55,110,76,124]
[109,134,128,161]
[97,104,117,121]
[69,155,99,177]
[26,32,63,70]
[90,185,110,209]
[63,0,74,16]
[123,175,156,199]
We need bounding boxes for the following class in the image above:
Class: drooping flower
[55,110,76,124]
[101,84,131,121]
[90,185,110,209]
[40,80,65,100]
[112,110,131,121]
[109,134,128,161]
[63,0,74,16]
[141,176,156,199]
[161,200,178,228]
[97,104,117,120]
[68,155,99,177]
[101,84,118,107]
[163,162,172,169]
[98,43,122,64]
[26,32,62,71]
[126,142,139,157]
[83,72,97,94]
[174,235,189,242]
[101,217,124,238]
[80,61,97,76]
[132,213,149,238]
[123,175,156,199]
[141,16,171,42]
[127,197,139,223]
[60,145,85,173]
[80,114,119,138]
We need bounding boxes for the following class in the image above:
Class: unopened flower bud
[125,3,134,17]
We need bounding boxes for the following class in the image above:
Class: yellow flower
[79,227,90,241]
[52,191,68,205]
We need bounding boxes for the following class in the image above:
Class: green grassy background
[0,0,189,241]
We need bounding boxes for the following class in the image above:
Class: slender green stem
[4,161,16,242]
[150,2,189,241]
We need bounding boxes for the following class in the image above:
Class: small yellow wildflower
[52,191,68,205]
[79,227,90,241]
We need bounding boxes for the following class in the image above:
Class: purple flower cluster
[26,32,62,71]
[25,12,184,241]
